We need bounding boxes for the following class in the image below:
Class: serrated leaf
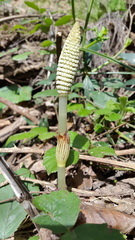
[88,146,115,157]
[33,191,80,233]
[60,223,125,240]
[55,15,72,26]
[69,131,90,150]
[12,51,32,61]
[25,1,39,11]
[33,89,58,98]
[43,147,79,175]
[0,174,27,239]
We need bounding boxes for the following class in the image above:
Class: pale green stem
[58,166,66,190]
[58,96,67,135]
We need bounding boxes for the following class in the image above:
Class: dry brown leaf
[77,204,135,234]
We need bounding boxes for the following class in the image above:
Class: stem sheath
[58,96,67,135]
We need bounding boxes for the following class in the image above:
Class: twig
[0,97,39,125]
[80,154,135,170]
[0,147,44,154]
[0,14,40,24]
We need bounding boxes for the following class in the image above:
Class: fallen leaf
[77,204,135,234]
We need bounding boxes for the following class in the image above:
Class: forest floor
[0,1,135,240]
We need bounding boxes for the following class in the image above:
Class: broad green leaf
[33,89,58,98]
[43,147,79,175]
[88,146,115,157]
[39,50,50,55]
[0,85,32,110]
[71,83,83,91]
[25,1,39,11]
[83,75,94,99]
[33,191,80,233]
[38,132,57,141]
[93,141,111,147]
[69,131,90,150]
[0,174,27,239]
[77,108,94,117]
[6,132,37,146]
[67,103,83,112]
[41,40,54,47]
[60,223,125,240]
[90,91,117,108]
[6,127,47,145]
[12,51,32,61]
[95,108,112,115]
[68,93,81,100]
[120,53,135,65]
[44,17,53,26]
[104,112,122,121]
[55,15,72,26]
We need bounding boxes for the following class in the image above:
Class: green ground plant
[0,0,135,239]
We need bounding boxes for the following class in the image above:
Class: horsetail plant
[56,22,80,190]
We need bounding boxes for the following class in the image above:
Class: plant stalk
[57,166,66,190]
[58,96,67,135]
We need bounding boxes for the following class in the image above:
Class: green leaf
[94,123,104,133]
[55,15,72,26]
[38,132,57,141]
[33,89,58,98]
[88,146,115,157]
[120,53,135,65]
[11,24,27,31]
[90,91,117,108]
[12,51,32,61]
[0,174,27,239]
[33,191,80,234]
[35,79,52,86]
[69,131,90,150]
[0,85,32,110]
[6,127,47,145]
[77,108,94,117]
[83,75,94,99]
[68,92,82,100]
[16,167,39,193]
[41,40,54,47]
[39,8,46,13]
[104,112,122,121]
[60,223,125,240]
[43,147,79,175]
[25,1,39,11]
[28,237,39,240]
[6,132,38,146]
[67,103,83,112]
[44,17,53,26]
[0,47,18,58]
